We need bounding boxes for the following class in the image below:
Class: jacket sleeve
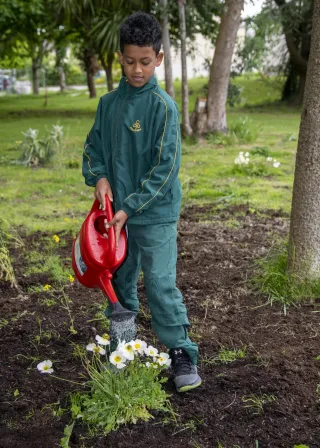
[82,99,108,187]
[121,98,180,218]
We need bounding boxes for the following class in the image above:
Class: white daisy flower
[119,342,135,360]
[86,343,106,355]
[116,340,126,351]
[95,334,110,346]
[245,152,250,157]
[145,345,158,357]
[266,156,273,162]
[154,352,172,367]
[109,351,126,369]
[132,339,147,355]
[37,360,54,374]
[273,161,280,168]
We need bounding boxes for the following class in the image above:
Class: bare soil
[0,205,319,448]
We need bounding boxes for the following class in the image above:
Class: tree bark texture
[160,0,175,99]
[101,52,114,92]
[288,0,320,278]
[58,66,66,92]
[31,59,40,95]
[83,48,99,99]
[206,0,244,133]
[178,0,193,136]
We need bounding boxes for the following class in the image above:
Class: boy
[82,12,201,392]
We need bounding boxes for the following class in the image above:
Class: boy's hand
[95,178,113,210]
[104,210,128,247]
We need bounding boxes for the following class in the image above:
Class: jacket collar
[118,75,158,98]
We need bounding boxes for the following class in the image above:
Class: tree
[178,0,193,136]
[160,0,174,98]
[0,0,57,94]
[274,0,313,105]
[206,0,244,133]
[57,0,101,98]
[288,0,320,278]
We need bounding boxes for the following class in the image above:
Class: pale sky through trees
[244,0,264,17]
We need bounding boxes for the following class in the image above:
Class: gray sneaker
[169,348,202,392]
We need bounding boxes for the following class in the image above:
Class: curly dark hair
[120,12,162,55]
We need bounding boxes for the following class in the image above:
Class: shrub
[16,125,64,167]
[229,116,258,144]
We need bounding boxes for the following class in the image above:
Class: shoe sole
[177,379,202,393]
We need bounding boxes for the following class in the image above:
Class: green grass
[252,243,320,313]
[0,76,301,232]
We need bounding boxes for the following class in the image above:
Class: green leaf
[60,421,75,448]
[13,389,19,397]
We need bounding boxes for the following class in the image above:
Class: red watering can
[72,195,136,345]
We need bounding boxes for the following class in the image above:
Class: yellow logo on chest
[130,120,142,132]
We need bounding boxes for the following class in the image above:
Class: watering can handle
[91,195,116,258]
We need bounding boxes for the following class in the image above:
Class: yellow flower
[68,274,74,283]
[66,203,71,207]
[43,284,51,291]
[64,218,69,222]
[52,235,60,243]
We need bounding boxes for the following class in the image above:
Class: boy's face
[119,45,163,88]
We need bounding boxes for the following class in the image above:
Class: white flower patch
[132,339,147,355]
[37,360,54,374]
[119,341,135,361]
[95,334,110,346]
[110,351,126,369]
[234,151,250,166]
[144,345,158,357]
[273,159,280,168]
[86,343,106,355]
[154,352,172,367]
[266,156,273,162]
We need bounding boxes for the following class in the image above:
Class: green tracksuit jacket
[82,75,182,225]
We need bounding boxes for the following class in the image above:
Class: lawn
[0,76,300,232]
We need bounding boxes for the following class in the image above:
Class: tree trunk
[206,0,244,133]
[288,0,320,278]
[83,49,99,99]
[86,71,96,99]
[160,0,174,99]
[101,52,114,92]
[58,66,66,92]
[178,0,192,136]
[32,59,40,95]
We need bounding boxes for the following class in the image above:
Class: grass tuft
[252,242,320,313]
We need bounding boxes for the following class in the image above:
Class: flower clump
[52,235,60,243]
[266,156,280,168]
[86,335,171,370]
[234,151,250,165]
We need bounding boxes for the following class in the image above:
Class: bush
[229,116,258,144]
[16,125,64,167]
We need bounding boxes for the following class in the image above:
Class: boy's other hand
[94,178,113,210]
[104,210,128,247]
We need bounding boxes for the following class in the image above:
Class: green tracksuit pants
[106,222,198,365]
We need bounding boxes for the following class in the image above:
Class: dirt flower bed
[0,206,319,448]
